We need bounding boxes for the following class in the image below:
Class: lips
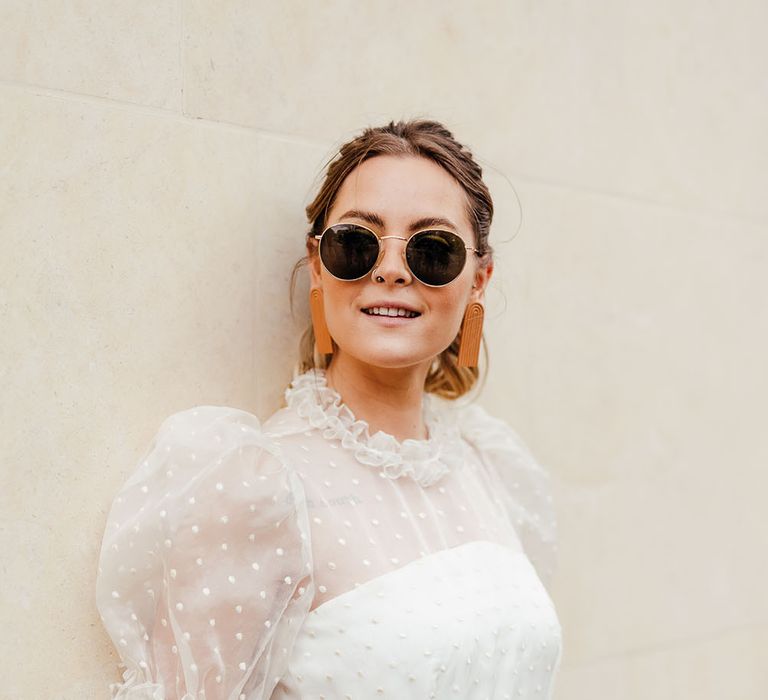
[361,306,421,318]
[360,300,422,315]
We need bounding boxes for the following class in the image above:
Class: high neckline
[283,367,466,487]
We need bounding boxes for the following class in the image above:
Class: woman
[95,119,563,699]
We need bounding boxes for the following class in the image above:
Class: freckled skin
[309,154,493,372]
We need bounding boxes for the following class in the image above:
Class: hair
[288,118,495,401]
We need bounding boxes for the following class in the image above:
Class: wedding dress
[96,367,563,699]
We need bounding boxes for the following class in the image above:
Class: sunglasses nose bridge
[373,235,411,278]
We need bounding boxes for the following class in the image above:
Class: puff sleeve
[460,403,559,593]
[95,406,314,700]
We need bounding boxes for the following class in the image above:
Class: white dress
[96,368,563,699]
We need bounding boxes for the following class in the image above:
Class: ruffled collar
[284,368,466,487]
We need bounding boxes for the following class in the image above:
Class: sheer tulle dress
[96,367,563,699]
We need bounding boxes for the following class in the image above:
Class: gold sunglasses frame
[313,222,482,288]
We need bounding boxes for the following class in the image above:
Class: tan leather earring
[457,301,484,367]
[309,288,334,354]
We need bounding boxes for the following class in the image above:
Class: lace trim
[284,368,465,487]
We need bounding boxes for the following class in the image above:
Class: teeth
[364,306,419,318]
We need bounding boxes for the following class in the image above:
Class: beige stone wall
[1,2,766,698]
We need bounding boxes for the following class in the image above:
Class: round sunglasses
[314,222,482,287]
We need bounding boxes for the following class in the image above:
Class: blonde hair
[289,118,495,401]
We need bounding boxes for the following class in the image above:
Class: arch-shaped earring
[457,302,484,367]
[309,288,334,355]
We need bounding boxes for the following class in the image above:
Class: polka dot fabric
[96,368,562,699]
[276,541,560,699]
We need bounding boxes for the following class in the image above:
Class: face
[309,154,493,371]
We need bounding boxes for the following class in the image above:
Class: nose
[372,235,412,285]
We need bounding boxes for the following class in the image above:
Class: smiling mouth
[361,307,421,319]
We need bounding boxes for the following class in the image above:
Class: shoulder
[453,399,552,493]
[121,404,295,496]
[103,404,309,555]
[155,404,262,438]
[151,404,281,457]
[436,397,538,462]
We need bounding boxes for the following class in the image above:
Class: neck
[324,352,432,442]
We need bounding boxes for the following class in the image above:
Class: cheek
[426,289,470,330]
[320,279,360,326]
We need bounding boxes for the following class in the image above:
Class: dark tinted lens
[407,230,467,285]
[319,224,380,280]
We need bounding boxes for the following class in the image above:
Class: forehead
[328,155,472,233]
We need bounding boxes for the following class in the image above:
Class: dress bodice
[95,368,562,699]
[275,541,561,700]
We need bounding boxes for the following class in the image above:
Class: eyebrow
[337,209,459,233]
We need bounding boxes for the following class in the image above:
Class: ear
[470,258,493,304]
[308,247,323,288]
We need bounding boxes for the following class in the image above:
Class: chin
[345,343,439,370]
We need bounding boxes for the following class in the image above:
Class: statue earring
[457,301,484,367]
[309,288,334,354]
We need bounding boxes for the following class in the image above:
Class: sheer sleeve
[95,406,314,700]
[460,402,559,593]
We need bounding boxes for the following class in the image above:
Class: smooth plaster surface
[1,1,766,698]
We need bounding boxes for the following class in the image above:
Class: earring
[457,301,484,367]
[309,288,334,355]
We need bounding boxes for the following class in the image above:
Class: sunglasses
[314,222,482,287]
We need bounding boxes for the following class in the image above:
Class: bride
[95,118,563,699]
